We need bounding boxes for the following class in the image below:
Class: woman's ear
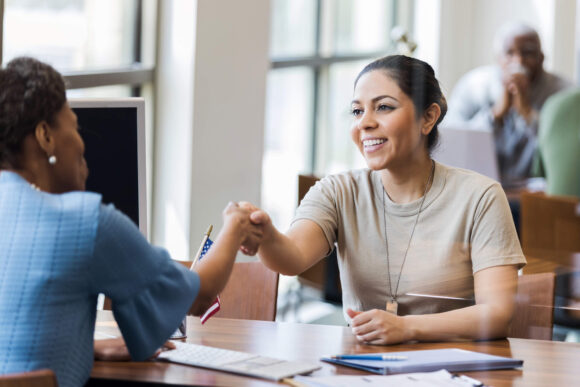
[421,103,441,136]
[34,121,55,157]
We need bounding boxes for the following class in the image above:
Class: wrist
[402,315,419,342]
[222,217,246,245]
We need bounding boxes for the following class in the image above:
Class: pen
[330,354,407,361]
[190,225,213,269]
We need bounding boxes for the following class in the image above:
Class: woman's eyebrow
[351,94,398,105]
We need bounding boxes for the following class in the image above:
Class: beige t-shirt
[293,162,526,321]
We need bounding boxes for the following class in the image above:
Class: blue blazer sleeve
[89,204,200,361]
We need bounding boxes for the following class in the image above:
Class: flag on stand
[197,237,221,324]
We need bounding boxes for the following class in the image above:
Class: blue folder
[322,348,523,375]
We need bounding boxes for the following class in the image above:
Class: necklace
[382,160,435,315]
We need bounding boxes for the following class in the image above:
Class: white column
[189,0,270,255]
[152,0,270,260]
[152,0,197,259]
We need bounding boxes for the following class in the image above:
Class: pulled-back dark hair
[0,57,66,168]
[355,55,447,153]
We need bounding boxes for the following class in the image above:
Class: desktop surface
[92,311,580,386]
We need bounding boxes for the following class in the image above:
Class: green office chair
[533,88,580,197]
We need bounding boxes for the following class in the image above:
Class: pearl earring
[48,155,57,165]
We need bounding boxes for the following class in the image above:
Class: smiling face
[350,70,430,171]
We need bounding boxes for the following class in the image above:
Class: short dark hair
[355,55,447,153]
[0,57,67,168]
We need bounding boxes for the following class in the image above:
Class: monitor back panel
[433,127,500,181]
[71,103,141,230]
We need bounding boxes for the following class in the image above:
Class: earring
[48,155,57,165]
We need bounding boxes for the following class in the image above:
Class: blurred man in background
[446,22,570,186]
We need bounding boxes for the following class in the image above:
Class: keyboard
[157,341,321,381]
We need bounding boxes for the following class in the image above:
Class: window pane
[316,61,368,175]
[66,85,132,99]
[270,0,317,58]
[331,0,394,55]
[2,0,138,71]
[262,67,313,230]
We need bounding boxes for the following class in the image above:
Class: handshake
[221,201,271,257]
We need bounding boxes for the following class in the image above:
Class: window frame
[268,0,400,174]
[0,0,153,94]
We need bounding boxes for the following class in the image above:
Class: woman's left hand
[347,308,410,345]
[94,338,131,361]
[94,338,176,361]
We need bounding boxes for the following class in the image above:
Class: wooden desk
[92,311,580,387]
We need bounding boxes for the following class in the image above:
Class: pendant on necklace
[386,299,398,315]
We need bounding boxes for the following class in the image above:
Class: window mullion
[132,0,143,97]
[0,0,4,65]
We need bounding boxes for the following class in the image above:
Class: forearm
[403,303,512,342]
[189,223,241,315]
[257,228,312,276]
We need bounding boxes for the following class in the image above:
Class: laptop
[433,125,500,181]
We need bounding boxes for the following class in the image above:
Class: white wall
[415,0,578,95]
[152,0,270,259]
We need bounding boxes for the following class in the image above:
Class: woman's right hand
[222,202,263,255]
[237,202,275,255]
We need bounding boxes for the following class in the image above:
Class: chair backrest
[0,369,58,387]
[509,272,555,340]
[104,260,279,321]
[534,88,580,197]
[176,260,279,321]
[520,192,580,252]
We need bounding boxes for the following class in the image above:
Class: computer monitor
[69,98,147,237]
[433,125,500,182]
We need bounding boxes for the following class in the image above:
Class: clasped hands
[223,201,271,256]
[493,68,535,124]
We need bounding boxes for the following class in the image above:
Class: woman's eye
[351,108,363,116]
[377,104,394,111]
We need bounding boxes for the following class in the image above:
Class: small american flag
[197,238,221,324]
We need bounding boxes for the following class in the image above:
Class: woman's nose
[358,110,378,130]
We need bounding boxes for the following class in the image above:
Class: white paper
[293,369,481,387]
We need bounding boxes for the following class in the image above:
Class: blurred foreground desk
[523,248,580,275]
[92,311,580,387]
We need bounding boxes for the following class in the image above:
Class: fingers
[346,308,361,319]
[238,201,259,212]
[249,210,270,225]
[150,340,177,359]
[163,340,176,350]
[240,230,262,256]
[348,309,373,327]
[94,338,131,361]
[221,201,271,255]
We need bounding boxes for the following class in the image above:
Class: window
[264,0,407,229]
[1,0,155,95]
[0,0,157,232]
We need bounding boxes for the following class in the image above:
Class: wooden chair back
[520,192,580,252]
[509,272,556,340]
[176,260,279,321]
[104,260,279,321]
[0,369,58,387]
